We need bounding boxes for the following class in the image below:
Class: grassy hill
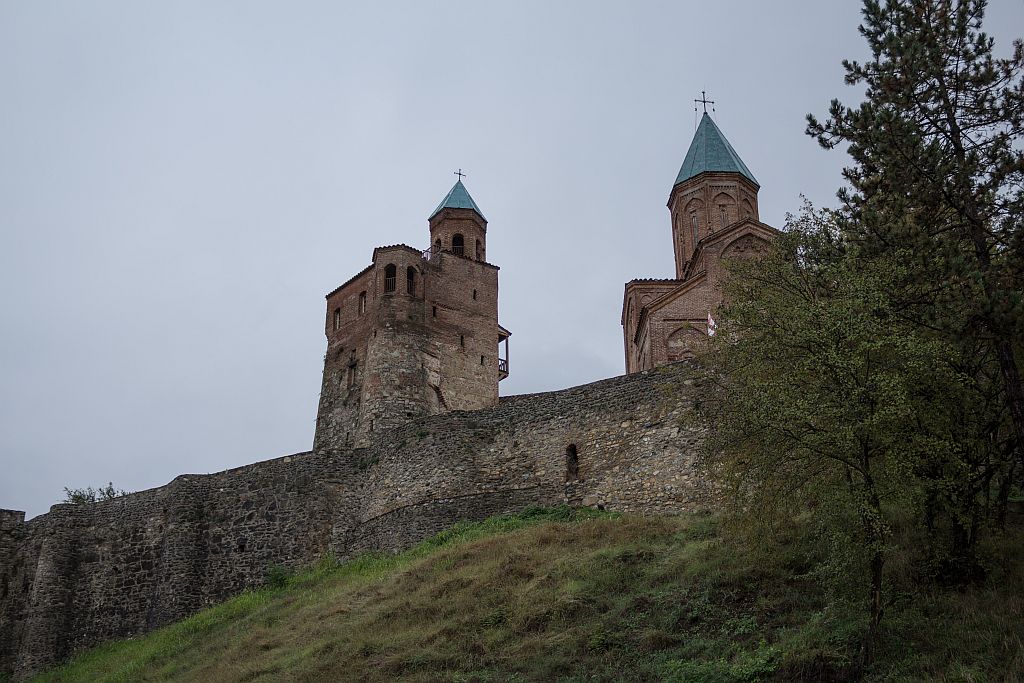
[30,507,1024,682]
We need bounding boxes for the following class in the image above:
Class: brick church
[622,112,779,372]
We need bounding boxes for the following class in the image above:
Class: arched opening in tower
[384,264,397,293]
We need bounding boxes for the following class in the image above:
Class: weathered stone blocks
[0,362,706,680]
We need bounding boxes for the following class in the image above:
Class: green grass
[32,506,1024,682]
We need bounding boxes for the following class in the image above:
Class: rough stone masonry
[0,362,708,680]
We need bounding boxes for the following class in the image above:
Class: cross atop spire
[454,168,466,181]
[694,90,715,114]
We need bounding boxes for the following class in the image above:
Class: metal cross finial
[694,90,715,114]
[454,168,466,181]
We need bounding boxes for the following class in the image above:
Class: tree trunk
[995,338,1024,469]
[864,548,884,666]
[936,72,1024,467]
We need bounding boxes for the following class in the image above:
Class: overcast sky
[3,1,1022,518]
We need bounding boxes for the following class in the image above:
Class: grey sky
[3,1,1022,518]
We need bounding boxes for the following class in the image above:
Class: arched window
[712,193,734,230]
[406,266,417,295]
[358,291,367,315]
[434,238,442,252]
[690,214,699,246]
[565,444,579,481]
[475,239,482,260]
[452,233,465,256]
[332,308,341,331]
[384,264,396,293]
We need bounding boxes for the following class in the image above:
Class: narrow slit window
[332,308,341,331]
[565,444,579,481]
[690,214,698,245]
[460,334,465,348]
[358,291,367,315]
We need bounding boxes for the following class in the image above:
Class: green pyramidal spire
[675,113,758,187]
[430,179,486,220]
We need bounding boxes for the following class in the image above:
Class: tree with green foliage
[692,0,1023,662]
[62,482,129,504]
[692,207,974,660]
[806,0,1024,461]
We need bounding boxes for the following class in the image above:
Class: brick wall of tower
[669,172,760,279]
[314,240,504,452]
[430,211,487,263]
[359,248,435,442]
[423,250,500,412]
[314,266,376,452]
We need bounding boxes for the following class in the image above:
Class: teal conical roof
[675,113,758,187]
[429,179,485,220]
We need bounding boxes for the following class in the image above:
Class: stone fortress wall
[0,362,707,680]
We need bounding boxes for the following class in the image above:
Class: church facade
[622,113,779,372]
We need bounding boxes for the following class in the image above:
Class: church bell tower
[668,112,761,278]
[622,98,779,374]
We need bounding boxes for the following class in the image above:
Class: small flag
[707,312,717,337]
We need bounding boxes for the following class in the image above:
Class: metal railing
[383,276,396,293]
[498,358,509,374]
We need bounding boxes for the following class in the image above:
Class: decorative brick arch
[722,233,770,258]
[666,325,703,361]
[712,192,736,228]
[741,198,755,219]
